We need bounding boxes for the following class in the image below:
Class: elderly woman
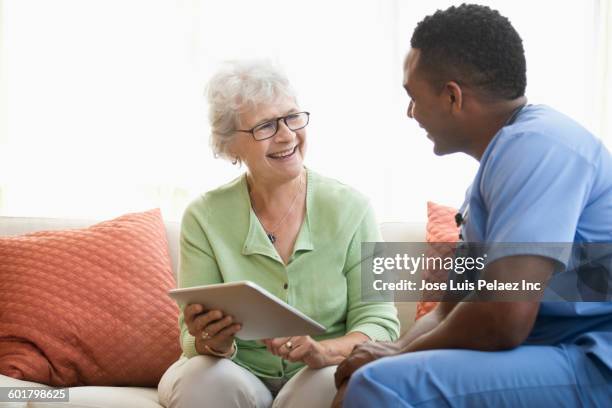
[157,60,399,408]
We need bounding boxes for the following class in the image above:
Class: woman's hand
[184,304,241,356]
[263,336,331,369]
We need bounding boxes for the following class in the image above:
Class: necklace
[250,173,305,244]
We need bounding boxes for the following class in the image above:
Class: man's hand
[331,380,349,408]
[334,341,401,388]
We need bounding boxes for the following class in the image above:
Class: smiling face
[403,48,467,156]
[230,96,307,184]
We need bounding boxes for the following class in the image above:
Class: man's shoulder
[487,105,604,170]
[502,105,600,155]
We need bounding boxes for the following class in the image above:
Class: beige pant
[157,356,338,408]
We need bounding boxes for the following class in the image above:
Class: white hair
[206,60,297,160]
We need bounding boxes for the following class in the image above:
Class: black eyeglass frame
[235,111,310,141]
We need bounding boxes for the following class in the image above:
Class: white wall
[0,0,609,222]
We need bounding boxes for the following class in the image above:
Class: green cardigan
[178,168,400,379]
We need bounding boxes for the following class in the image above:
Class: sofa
[0,215,424,408]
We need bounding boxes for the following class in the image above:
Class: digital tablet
[168,281,326,340]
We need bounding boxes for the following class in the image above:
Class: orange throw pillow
[415,202,460,320]
[0,209,181,386]
[426,201,460,243]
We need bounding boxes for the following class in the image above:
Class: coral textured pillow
[426,201,460,243]
[416,202,460,320]
[0,209,181,386]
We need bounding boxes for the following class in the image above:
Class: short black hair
[411,3,526,100]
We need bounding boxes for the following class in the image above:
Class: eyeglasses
[235,111,310,141]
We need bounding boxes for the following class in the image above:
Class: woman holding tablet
[158,60,400,408]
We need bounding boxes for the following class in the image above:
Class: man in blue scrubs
[333,4,612,407]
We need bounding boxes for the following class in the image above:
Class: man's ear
[444,81,463,112]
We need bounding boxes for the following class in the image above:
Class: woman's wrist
[204,340,237,358]
[321,332,370,365]
[321,342,347,366]
[196,338,237,359]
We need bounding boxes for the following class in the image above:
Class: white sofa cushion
[0,374,162,408]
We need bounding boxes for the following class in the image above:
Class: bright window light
[0,0,609,222]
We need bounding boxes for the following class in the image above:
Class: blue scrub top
[460,104,612,368]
